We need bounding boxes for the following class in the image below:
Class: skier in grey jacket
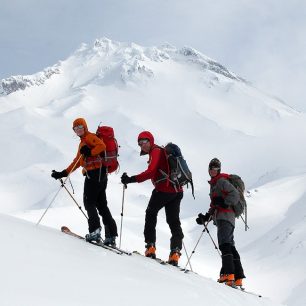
[196,158,245,288]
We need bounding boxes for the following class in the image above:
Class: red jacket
[135,131,182,193]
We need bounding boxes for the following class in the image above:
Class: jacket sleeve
[65,134,105,174]
[219,179,240,207]
[65,150,82,174]
[135,148,162,183]
[84,134,106,156]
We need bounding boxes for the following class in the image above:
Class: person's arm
[65,150,82,174]
[83,134,106,156]
[135,148,162,183]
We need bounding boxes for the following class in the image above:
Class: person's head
[72,118,88,137]
[137,131,154,155]
[208,158,221,177]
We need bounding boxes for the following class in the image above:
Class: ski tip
[61,226,70,232]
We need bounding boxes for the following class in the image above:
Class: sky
[1,0,306,111]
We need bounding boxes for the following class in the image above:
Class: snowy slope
[0,38,306,305]
[0,214,282,306]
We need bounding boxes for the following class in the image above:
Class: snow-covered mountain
[0,38,305,306]
[0,38,245,95]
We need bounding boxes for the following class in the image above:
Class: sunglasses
[209,167,220,171]
[138,139,149,146]
[73,125,84,131]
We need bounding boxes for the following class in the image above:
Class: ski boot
[145,243,156,259]
[224,274,236,287]
[217,274,227,283]
[104,237,116,248]
[85,227,101,243]
[234,278,244,289]
[168,248,181,266]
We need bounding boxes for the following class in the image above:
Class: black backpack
[228,174,248,230]
[157,143,195,198]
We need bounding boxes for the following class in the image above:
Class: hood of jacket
[73,118,89,134]
[138,131,155,156]
[209,173,230,185]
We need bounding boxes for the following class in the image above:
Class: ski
[132,251,192,273]
[132,250,164,263]
[219,282,262,298]
[61,226,131,256]
[236,287,262,298]
[159,259,192,273]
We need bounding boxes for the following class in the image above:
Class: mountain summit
[1,37,245,95]
[0,37,296,137]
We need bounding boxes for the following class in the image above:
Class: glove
[80,145,91,157]
[51,170,68,180]
[121,172,137,185]
[213,196,228,209]
[196,212,211,225]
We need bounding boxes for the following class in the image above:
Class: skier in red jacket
[121,131,184,266]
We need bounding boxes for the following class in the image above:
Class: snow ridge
[0,66,60,95]
[0,37,243,95]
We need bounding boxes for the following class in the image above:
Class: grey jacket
[209,173,240,227]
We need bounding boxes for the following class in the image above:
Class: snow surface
[0,214,281,306]
[1,38,306,306]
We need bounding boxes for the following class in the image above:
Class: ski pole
[119,183,127,249]
[203,220,221,257]
[182,241,193,272]
[68,176,75,194]
[36,155,82,226]
[240,215,249,231]
[241,204,249,231]
[59,179,88,220]
[183,217,221,271]
[183,222,207,271]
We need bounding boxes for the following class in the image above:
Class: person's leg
[96,171,118,239]
[143,190,164,257]
[217,220,235,285]
[164,192,184,251]
[232,245,245,286]
[83,176,101,233]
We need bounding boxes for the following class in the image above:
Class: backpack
[228,174,248,229]
[158,143,195,198]
[96,125,119,174]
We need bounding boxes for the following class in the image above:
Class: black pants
[83,168,117,237]
[144,189,184,250]
[217,220,245,279]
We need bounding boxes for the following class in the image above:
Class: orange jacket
[66,118,106,174]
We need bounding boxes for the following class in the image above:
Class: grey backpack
[228,174,248,229]
[156,143,195,199]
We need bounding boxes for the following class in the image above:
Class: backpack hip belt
[84,156,103,169]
